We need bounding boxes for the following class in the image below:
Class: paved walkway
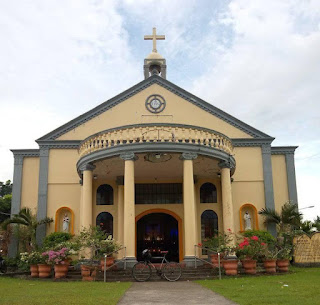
[117,281,238,305]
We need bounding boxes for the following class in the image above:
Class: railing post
[194,245,197,269]
[104,254,107,282]
[218,252,221,280]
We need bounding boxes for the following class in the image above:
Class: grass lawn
[0,277,131,305]
[197,267,320,305]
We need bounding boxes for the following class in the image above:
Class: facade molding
[36,147,49,246]
[271,146,298,155]
[77,142,236,176]
[8,155,24,257]
[79,163,96,172]
[285,154,298,204]
[37,140,81,149]
[261,144,276,236]
[38,75,272,141]
[11,149,40,157]
[218,160,234,169]
[232,138,274,147]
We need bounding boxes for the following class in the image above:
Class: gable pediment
[37,75,272,142]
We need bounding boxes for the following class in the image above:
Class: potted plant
[262,243,278,274]
[20,251,42,277]
[98,235,121,271]
[42,247,77,278]
[236,236,264,274]
[275,233,294,273]
[38,252,53,278]
[75,226,112,281]
[203,233,229,267]
[222,245,239,275]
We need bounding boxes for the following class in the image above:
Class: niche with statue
[239,204,258,232]
[55,207,74,234]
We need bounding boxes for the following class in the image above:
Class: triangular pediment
[37,75,272,142]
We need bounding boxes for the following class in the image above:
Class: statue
[62,213,70,232]
[244,211,252,231]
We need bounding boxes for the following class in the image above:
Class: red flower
[251,236,259,241]
[198,243,203,247]
[227,228,232,232]
[261,242,266,246]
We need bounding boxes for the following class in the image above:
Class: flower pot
[222,259,238,275]
[209,254,223,268]
[30,265,39,278]
[81,265,97,281]
[38,264,52,278]
[100,256,116,271]
[242,259,257,274]
[277,259,290,272]
[263,259,277,274]
[54,263,69,278]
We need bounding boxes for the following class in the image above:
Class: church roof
[37,75,273,141]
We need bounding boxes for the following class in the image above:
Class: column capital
[120,152,138,161]
[79,163,96,172]
[261,144,271,154]
[13,155,24,165]
[218,160,233,169]
[180,152,198,160]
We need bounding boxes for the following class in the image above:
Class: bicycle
[132,249,182,282]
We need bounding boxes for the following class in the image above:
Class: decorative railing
[78,124,233,158]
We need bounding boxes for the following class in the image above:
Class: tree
[2,207,53,251]
[259,202,302,233]
[0,194,11,224]
[0,180,12,197]
[313,216,320,231]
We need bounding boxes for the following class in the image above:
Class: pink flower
[261,242,266,246]
[251,236,259,241]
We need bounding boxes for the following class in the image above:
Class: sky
[0,0,319,221]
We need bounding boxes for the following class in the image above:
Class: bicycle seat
[160,251,168,254]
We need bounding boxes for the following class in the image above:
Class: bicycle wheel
[132,262,152,282]
[163,262,182,282]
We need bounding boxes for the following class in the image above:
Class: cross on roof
[144,27,165,53]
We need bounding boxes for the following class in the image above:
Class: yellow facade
[11,49,298,263]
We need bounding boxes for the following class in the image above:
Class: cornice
[36,140,81,149]
[11,149,40,157]
[38,75,273,141]
[271,146,298,155]
[232,138,274,147]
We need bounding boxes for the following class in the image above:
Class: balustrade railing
[103,246,126,282]
[79,124,233,158]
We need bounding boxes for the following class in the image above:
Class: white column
[219,161,235,246]
[120,152,138,266]
[80,163,95,229]
[181,152,197,265]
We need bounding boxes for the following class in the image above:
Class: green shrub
[242,230,275,245]
[43,232,72,249]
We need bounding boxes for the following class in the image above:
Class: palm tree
[259,202,302,233]
[2,207,53,250]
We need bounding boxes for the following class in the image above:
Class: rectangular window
[135,183,182,204]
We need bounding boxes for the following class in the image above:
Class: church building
[10,29,298,264]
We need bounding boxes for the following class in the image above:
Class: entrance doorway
[137,213,179,262]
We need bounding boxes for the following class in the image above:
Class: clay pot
[277,259,290,272]
[81,265,97,281]
[100,256,115,271]
[222,259,238,275]
[242,259,257,274]
[209,254,223,268]
[263,259,277,274]
[54,263,69,278]
[38,264,52,278]
[30,265,39,278]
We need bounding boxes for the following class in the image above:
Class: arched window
[201,210,218,241]
[96,212,113,236]
[200,183,217,203]
[96,184,113,205]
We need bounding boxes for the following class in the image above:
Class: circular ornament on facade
[145,95,166,113]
